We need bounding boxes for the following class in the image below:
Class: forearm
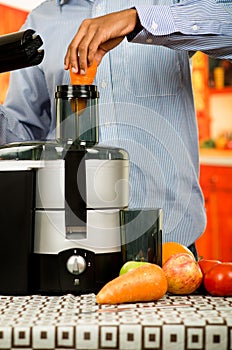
[129,0,232,59]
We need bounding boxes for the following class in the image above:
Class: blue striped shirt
[1,0,232,246]
[133,0,232,59]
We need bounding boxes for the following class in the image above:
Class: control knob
[66,255,86,275]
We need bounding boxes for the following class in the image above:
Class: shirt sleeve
[0,17,52,145]
[129,0,232,59]
[3,65,51,144]
[0,108,6,145]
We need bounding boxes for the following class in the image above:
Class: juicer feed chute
[55,85,99,147]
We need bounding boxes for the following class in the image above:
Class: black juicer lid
[55,85,99,99]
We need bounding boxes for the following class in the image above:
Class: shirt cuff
[135,5,176,36]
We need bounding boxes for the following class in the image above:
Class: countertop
[200,149,232,166]
[0,293,231,350]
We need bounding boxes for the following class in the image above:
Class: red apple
[198,258,221,275]
[162,253,203,295]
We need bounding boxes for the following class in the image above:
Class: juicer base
[33,249,123,295]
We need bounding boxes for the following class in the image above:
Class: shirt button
[146,38,153,44]
[105,120,110,127]
[96,5,102,10]
[192,24,199,31]
[101,80,107,88]
[151,21,158,31]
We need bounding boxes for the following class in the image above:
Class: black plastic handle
[0,29,44,73]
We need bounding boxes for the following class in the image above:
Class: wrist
[126,8,143,41]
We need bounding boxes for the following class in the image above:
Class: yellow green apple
[119,261,149,275]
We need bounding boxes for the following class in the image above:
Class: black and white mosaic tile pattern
[0,294,231,349]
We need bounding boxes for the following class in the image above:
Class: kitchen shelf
[209,87,232,94]
[200,148,232,166]
[192,53,232,140]
[197,155,232,261]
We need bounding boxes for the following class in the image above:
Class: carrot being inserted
[69,60,98,114]
[69,59,98,85]
[96,263,168,305]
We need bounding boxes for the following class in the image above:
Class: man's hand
[64,8,138,74]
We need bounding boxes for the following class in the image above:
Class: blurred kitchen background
[1,0,232,262]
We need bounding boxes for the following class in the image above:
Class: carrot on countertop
[69,60,98,85]
[96,263,168,305]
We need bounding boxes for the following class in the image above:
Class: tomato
[198,259,221,275]
[203,262,232,296]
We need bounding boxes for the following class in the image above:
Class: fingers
[64,19,92,73]
[64,10,138,73]
[64,39,83,73]
[64,30,107,74]
[64,15,116,73]
[79,29,106,70]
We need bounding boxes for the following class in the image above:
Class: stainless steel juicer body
[0,83,162,295]
[33,142,130,294]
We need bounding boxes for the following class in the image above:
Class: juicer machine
[0,31,162,295]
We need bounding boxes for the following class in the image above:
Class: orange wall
[0,4,29,103]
